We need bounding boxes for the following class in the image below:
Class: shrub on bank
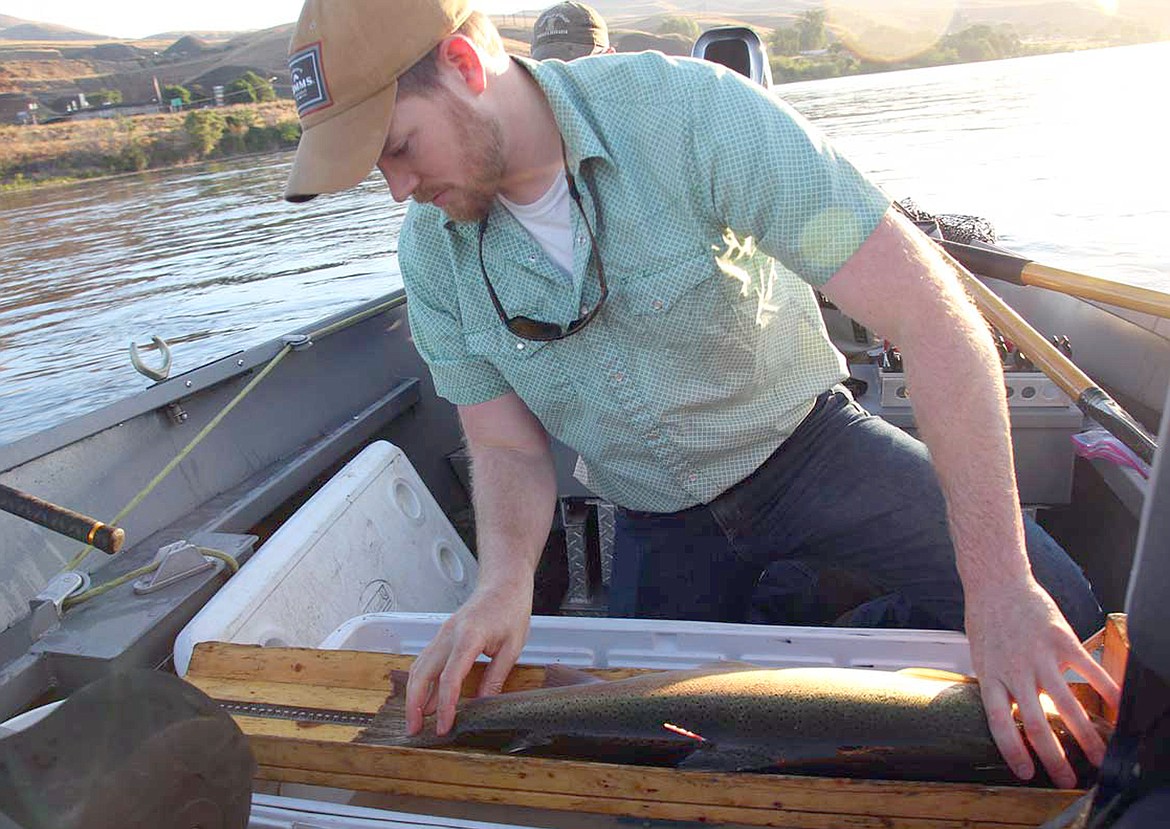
[0,102,302,189]
[185,110,227,156]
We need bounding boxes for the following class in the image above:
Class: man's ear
[437,35,487,95]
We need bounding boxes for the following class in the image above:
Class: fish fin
[896,667,977,683]
[502,731,554,754]
[355,673,437,746]
[676,744,776,773]
[389,669,411,697]
[543,664,608,688]
[355,696,410,745]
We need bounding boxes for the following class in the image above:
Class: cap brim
[283,80,398,203]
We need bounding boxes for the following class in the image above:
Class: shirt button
[686,472,698,483]
[528,253,537,262]
[580,304,589,315]
[647,430,659,440]
[515,342,525,350]
[576,235,587,246]
[611,371,625,383]
[650,299,664,311]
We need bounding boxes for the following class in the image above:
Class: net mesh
[896,197,997,245]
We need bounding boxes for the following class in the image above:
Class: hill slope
[0,20,110,41]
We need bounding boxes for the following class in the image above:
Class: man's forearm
[896,264,1032,592]
[468,442,558,591]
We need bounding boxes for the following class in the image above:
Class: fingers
[981,679,1034,782]
[404,630,451,735]
[435,640,483,736]
[980,637,1115,789]
[477,641,522,698]
[1038,642,1118,772]
[1043,672,1107,768]
[1015,684,1077,789]
[1068,644,1121,711]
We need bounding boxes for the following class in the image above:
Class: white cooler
[173,441,478,676]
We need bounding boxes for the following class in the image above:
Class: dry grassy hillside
[2,0,1162,115]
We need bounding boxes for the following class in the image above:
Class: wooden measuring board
[184,619,1131,829]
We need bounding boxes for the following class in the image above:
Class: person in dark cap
[531,1,614,61]
[281,0,1115,792]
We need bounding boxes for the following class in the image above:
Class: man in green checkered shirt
[284,0,1116,789]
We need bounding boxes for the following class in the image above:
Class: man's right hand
[408,393,555,735]
[404,576,534,736]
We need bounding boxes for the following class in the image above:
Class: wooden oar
[942,255,1158,466]
[0,483,124,554]
[940,239,1170,320]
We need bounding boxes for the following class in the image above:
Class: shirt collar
[512,55,611,176]
[442,56,611,239]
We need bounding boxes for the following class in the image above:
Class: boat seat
[691,26,774,88]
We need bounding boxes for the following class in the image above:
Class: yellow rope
[56,292,407,604]
[307,295,403,340]
[63,343,293,573]
[63,547,240,610]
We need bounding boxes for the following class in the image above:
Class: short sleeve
[686,64,891,287]
[399,208,512,405]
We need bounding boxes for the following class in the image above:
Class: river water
[1,41,1167,446]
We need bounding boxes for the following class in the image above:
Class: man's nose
[379,163,418,203]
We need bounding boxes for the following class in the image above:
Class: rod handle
[0,483,123,554]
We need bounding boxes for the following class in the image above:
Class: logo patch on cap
[289,42,331,117]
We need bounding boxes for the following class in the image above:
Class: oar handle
[946,259,1158,466]
[0,483,124,554]
[940,240,1030,285]
[942,239,1170,319]
[1077,388,1158,467]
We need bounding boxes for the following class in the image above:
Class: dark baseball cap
[531,1,609,61]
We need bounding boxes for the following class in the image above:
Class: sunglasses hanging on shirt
[477,141,607,342]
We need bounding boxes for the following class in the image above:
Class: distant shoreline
[0,101,299,193]
[0,145,296,197]
[3,37,1166,193]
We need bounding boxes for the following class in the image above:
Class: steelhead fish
[357,663,1105,786]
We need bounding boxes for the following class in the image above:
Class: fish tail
[389,668,410,698]
[355,697,413,745]
[354,669,428,746]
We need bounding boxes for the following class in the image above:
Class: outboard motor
[691,26,773,88]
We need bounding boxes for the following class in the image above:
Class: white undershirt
[500,173,592,491]
[498,173,574,278]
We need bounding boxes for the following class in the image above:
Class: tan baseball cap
[284,0,474,202]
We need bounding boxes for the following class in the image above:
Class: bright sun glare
[826,0,958,64]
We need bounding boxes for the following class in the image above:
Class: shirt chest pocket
[466,325,555,361]
[612,253,758,347]
[464,326,571,427]
[464,325,559,391]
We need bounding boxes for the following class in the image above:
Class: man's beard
[418,90,506,223]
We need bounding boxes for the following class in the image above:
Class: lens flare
[827,0,958,64]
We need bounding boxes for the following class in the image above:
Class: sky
[0,0,528,39]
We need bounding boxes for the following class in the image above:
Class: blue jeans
[609,387,1105,638]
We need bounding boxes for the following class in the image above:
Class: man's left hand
[965,579,1120,788]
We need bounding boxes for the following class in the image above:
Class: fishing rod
[0,483,124,555]
[940,239,1170,320]
[938,251,1159,466]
